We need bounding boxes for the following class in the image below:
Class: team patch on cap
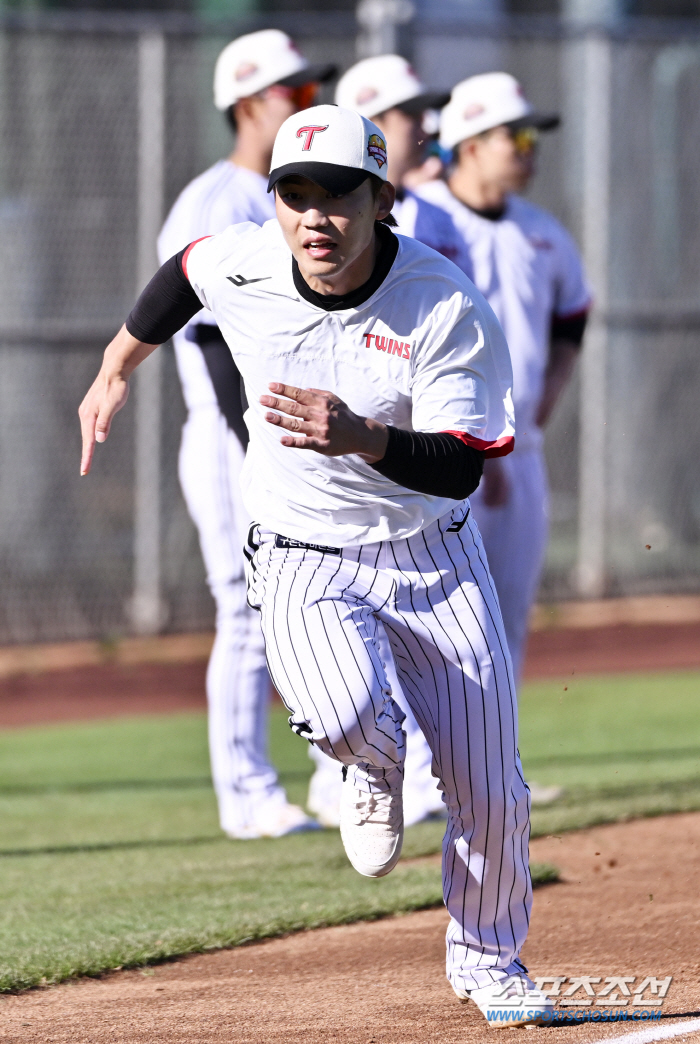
[367,133,387,169]
[235,62,259,81]
[463,103,485,119]
[356,86,379,105]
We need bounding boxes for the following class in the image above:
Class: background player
[158,29,335,839]
[79,103,555,1027]
[336,55,471,274]
[305,54,475,829]
[418,73,590,722]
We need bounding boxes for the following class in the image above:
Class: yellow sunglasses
[510,126,540,155]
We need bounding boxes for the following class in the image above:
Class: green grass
[0,668,698,991]
[0,710,460,992]
[518,670,700,836]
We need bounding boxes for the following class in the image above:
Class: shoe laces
[349,789,401,826]
[490,975,534,1001]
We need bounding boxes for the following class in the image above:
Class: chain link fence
[0,11,699,643]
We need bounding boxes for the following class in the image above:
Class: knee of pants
[289,691,405,768]
[444,760,529,828]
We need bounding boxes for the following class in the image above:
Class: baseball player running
[157,30,335,840]
[304,54,475,830]
[79,104,556,1026]
[418,73,590,694]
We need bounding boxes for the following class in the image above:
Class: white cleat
[454,973,556,1029]
[339,777,404,878]
[528,781,564,805]
[224,802,321,840]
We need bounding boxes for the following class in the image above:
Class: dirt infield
[0,661,208,728]
[1,811,698,1043]
[1,621,699,729]
[523,621,700,679]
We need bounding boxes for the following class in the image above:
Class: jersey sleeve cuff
[182,236,212,279]
[441,430,515,458]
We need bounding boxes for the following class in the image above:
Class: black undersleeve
[189,324,249,449]
[550,311,587,346]
[371,427,484,500]
[126,247,202,345]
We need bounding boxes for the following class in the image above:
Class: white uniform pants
[470,449,548,683]
[179,402,286,833]
[307,629,443,826]
[246,507,532,992]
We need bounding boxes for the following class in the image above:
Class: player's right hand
[78,324,157,476]
[260,382,389,462]
[78,369,130,476]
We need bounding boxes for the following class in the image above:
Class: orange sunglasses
[265,82,320,111]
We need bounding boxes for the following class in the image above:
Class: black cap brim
[508,112,561,132]
[277,63,337,88]
[268,162,371,195]
[396,90,451,116]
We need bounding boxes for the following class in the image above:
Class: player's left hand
[261,383,389,462]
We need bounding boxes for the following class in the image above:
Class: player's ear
[375,180,396,222]
[456,138,471,164]
[235,95,256,126]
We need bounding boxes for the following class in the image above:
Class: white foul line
[587,1017,700,1044]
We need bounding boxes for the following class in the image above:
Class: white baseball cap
[335,54,449,120]
[214,29,336,111]
[268,104,389,195]
[439,71,559,150]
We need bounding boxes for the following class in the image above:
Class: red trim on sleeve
[182,236,212,279]
[442,430,515,459]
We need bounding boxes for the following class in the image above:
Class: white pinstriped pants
[246,505,533,991]
[470,449,549,683]
[179,403,286,833]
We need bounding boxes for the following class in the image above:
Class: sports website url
[486,1010,664,1023]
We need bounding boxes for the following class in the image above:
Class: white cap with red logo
[268,104,389,195]
[439,72,559,150]
[335,54,449,120]
[214,29,335,111]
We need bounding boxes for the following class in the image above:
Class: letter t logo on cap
[296,125,328,150]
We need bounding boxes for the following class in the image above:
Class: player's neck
[299,231,380,297]
[386,158,410,188]
[228,133,272,178]
[448,167,507,215]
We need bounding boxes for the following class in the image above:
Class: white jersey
[157,160,276,411]
[391,189,473,279]
[185,219,514,547]
[417,181,590,452]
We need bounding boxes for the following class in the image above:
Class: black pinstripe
[246,513,531,992]
[390,525,486,967]
[432,517,512,968]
